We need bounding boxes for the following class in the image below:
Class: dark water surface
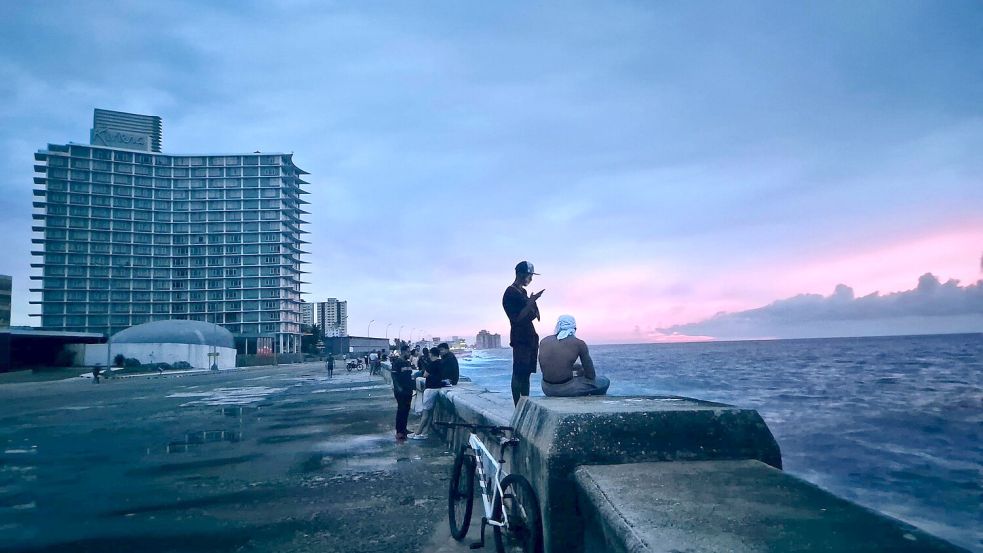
[462,333,982,552]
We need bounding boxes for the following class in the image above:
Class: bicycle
[437,422,543,553]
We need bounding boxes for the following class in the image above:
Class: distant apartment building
[300,301,315,327]
[317,298,348,337]
[0,275,11,328]
[31,109,311,354]
[475,330,502,349]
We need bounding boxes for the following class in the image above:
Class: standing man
[326,354,334,379]
[390,345,414,440]
[502,261,544,405]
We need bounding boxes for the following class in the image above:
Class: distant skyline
[1,1,980,343]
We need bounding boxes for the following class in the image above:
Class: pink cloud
[527,225,982,344]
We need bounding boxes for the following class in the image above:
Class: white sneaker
[409,434,429,440]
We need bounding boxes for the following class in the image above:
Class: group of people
[381,259,606,440]
[324,349,386,378]
[389,343,460,441]
[504,260,610,405]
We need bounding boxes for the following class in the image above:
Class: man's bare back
[539,335,595,383]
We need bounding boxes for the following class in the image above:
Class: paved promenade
[0,363,481,553]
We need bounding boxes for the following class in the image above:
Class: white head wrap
[554,315,577,340]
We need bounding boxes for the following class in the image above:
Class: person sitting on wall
[411,348,444,440]
[539,315,610,397]
[437,342,459,385]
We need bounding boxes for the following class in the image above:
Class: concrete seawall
[410,375,969,553]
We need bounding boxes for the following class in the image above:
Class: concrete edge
[574,467,648,553]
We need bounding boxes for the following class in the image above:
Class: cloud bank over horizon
[661,273,983,341]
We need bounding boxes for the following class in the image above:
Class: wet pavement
[0,363,469,553]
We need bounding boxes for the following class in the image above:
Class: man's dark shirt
[391,357,413,395]
[424,358,443,389]
[503,285,539,347]
[441,352,460,385]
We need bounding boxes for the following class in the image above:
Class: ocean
[459,333,982,552]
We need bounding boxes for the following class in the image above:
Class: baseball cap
[515,261,540,275]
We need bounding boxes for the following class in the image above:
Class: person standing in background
[390,345,414,440]
[502,261,544,405]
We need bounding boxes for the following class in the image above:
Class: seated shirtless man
[539,315,610,397]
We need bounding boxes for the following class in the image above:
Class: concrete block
[509,396,782,553]
[432,382,514,452]
[575,460,970,553]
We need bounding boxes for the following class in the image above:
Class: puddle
[314,434,390,455]
[220,406,253,417]
[169,387,286,406]
[166,430,242,453]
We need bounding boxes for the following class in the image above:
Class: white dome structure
[113,320,235,349]
[100,320,237,370]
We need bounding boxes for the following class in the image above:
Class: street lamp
[398,325,405,341]
[385,323,392,340]
[367,319,375,337]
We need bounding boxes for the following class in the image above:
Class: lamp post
[409,328,417,342]
[398,325,405,341]
[367,319,375,338]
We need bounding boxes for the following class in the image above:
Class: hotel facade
[31,110,310,354]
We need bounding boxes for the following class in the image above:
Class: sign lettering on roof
[90,128,150,151]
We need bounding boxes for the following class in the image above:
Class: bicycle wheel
[493,474,543,553]
[448,446,475,540]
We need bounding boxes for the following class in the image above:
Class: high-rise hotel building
[31,109,310,354]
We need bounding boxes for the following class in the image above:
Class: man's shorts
[512,344,538,375]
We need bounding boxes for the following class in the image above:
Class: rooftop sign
[90,128,151,151]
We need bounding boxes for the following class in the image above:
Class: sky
[0,1,980,343]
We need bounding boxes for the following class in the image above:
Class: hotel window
[173,168,189,177]
[208,168,222,177]
[92,172,111,184]
[189,157,204,166]
[69,194,88,205]
[113,163,132,174]
[114,151,132,162]
[93,149,111,160]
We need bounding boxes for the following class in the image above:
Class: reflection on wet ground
[0,363,454,553]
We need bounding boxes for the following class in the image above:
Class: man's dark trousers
[511,344,538,405]
[394,392,413,435]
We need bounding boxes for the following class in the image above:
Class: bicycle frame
[468,431,510,529]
